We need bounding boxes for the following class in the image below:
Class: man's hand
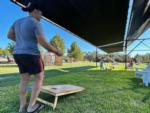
[37,35,63,56]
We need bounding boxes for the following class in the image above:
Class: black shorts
[13,54,44,75]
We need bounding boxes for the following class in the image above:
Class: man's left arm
[7,28,16,42]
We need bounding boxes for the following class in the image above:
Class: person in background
[99,57,104,71]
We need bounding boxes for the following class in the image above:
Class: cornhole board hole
[37,84,84,109]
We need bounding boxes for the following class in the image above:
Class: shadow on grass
[86,69,150,103]
[43,66,95,77]
[2,66,150,113]
[0,67,139,88]
[142,91,150,102]
[1,66,150,103]
[131,78,150,102]
[0,66,95,88]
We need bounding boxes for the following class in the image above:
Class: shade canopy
[10,0,149,53]
[127,0,150,45]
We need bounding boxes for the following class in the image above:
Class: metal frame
[125,38,150,69]
[125,39,128,69]
[96,47,98,67]
[97,38,150,69]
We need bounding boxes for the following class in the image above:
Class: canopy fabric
[10,0,149,53]
[127,0,150,45]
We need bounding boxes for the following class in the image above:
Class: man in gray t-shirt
[11,15,43,55]
[7,2,62,113]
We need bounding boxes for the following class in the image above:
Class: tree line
[1,34,150,63]
[1,34,84,61]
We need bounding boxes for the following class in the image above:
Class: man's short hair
[22,2,41,12]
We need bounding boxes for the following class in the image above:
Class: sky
[0,0,150,56]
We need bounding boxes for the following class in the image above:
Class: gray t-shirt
[11,16,43,55]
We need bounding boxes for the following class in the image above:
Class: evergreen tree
[68,42,83,61]
[7,42,15,54]
[50,34,65,55]
[0,48,3,55]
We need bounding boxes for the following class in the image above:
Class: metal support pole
[96,47,98,67]
[125,40,127,70]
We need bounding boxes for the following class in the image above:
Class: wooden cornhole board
[37,84,84,109]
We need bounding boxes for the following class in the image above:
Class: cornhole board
[37,84,84,109]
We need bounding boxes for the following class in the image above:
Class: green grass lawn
[0,62,150,113]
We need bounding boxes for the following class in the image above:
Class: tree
[0,48,3,55]
[68,42,83,61]
[84,52,97,62]
[3,49,10,56]
[0,48,10,56]
[7,42,15,54]
[50,34,65,55]
[134,54,150,63]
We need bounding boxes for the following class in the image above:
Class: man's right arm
[34,21,62,56]
[7,28,16,42]
[37,35,62,56]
